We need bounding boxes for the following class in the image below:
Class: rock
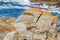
[0,18,16,40]
[4,8,58,40]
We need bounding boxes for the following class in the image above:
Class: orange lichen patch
[0,20,5,23]
[6,18,16,23]
[0,18,9,24]
[0,18,9,22]
[6,26,16,31]
[0,18,16,24]
[0,18,16,32]
[28,8,43,13]
[5,18,16,25]
[48,37,53,40]
[42,12,53,16]
[10,27,16,31]
[5,18,16,24]
[0,18,16,29]
[53,16,58,24]
[0,26,16,32]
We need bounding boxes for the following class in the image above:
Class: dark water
[0,8,25,18]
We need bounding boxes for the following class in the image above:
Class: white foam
[1,0,31,5]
